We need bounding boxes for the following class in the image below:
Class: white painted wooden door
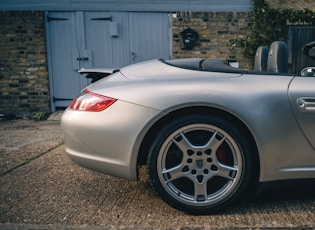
[47,11,171,109]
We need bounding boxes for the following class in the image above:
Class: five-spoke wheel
[148,114,253,214]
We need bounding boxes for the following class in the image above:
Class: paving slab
[0,118,63,175]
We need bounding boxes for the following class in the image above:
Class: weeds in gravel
[32,112,50,121]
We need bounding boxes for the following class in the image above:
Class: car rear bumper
[61,100,160,180]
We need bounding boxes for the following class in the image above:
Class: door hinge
[47,16,69,22]
[53,97,73,102]
[91,16,112,21]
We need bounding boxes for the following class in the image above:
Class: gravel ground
[0,118,64,175]
[0,115,315,229]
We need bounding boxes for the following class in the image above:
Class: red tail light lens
[70,89,116,112]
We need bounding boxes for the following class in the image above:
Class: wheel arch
[137,106,260,185]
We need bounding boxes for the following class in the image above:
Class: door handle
[297,97,315,111]
[131,52,136,61]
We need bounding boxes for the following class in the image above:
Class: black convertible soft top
[162,58,288,75]
[163,41,300,76]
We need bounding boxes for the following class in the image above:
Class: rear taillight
[69,89,116,112]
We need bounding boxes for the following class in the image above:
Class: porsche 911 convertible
[61,41,315,214]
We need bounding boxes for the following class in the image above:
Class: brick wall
[0,11,49,118]
[266,0,315,10]
[172,1,314,68]
[172,12,252,68]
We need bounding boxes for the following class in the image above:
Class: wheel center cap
[196,159,204,169]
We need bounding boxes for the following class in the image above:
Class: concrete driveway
[0,114,315,229]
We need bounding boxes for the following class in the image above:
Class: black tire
[147,114,253,214]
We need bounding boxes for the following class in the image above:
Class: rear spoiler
[78,68,119,83]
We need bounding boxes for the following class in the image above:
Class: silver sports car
[61,41,315,214]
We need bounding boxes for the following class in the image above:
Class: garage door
[46,11,171,109]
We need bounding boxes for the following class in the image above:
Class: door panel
[129,12,171,63]
[48,11,171,109]
[289,77,315,148]
[47,12,89,107]
[84,12,130,68]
